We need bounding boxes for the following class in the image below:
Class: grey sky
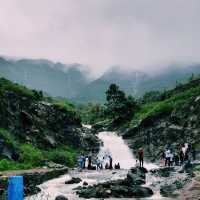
[0,0,200,75]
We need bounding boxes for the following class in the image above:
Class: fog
[0,0,200,76]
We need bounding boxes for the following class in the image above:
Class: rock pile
[76,167,153,198]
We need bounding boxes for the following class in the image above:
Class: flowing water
[27,131,160,200]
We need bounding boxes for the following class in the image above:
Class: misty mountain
[1,56,200,104]
[0,57,89,98]
[73,67,147,103]
[73,64,200,103]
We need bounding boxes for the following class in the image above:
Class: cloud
[0,0,200,76]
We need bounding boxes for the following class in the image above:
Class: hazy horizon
[1,0,200,76]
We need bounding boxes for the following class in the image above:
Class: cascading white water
[98,131,136,169]
[27,129,157,200]
[98,131,157,170]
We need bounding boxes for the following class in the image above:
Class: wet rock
[110,185,129,198]
[83,181,88,186]
[77,186,97,198]
[77,183,153,199]
[150,167,174,177]
[55,195,68,200]
[160,184,178,198]
[130,186,153,198]
[127,167,146,185]
[65,177,82,184]
[127,171,145,185]
[76,167,153,199]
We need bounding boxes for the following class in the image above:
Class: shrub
[45,146,78,167]
[0,159,32,171]
[0,129,17,149]
[19,144,44,167]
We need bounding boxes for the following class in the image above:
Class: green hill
[0,78,100,170]
[123,77,200,161]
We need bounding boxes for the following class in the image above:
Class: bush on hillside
[19,144,44,167]
[44,146,78,167]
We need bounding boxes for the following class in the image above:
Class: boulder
[130,186,153,198]
[77,186,97,198]
[127,171,145,185]
[126,167,146,185]
[150,167,174,177]
[160,184,178,198]
[65,177,82,184]
[55,195,68,200]
[83,181,88,186]
[76,167,153,199]
[110,185,129,198]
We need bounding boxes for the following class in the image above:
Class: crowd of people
[77,143,195,171]
[161,143,196,167]
[78,154,121,171]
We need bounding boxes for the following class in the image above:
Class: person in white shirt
[165,149,171,166]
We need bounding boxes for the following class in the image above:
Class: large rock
[77,184,153,199]
[77,186,97,198]
[76,167,153,199]
[65,177,82,184]
[127,167,147,185]
[55,195,68,200]
[150,167,174,177]
[129,186,154,198]
[127,171,145,185]
[160,184,178,198]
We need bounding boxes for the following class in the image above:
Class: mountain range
[0,56,200,104]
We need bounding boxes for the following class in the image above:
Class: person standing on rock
[88,155,92,170]
[180,149,184,165]
[96,158,102,170]
[108,155,113,169]
[174,152,179,166]
[138,148,144,168]
[165,149,171,166]
[169,151,174,166]
[78,154,84,171]
[160,151,166,166]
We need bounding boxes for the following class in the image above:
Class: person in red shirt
[138,148,144,168]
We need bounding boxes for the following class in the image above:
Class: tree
[105,84,137,122]
[142,91,161,103]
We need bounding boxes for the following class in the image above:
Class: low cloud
[0,0,200,76]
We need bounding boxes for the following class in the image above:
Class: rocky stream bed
[24,131,196,200]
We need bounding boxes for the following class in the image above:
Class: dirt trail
[0,168,51,177]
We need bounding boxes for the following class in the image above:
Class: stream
[26,130,170,200]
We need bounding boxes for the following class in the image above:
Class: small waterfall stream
[27,130,158,200]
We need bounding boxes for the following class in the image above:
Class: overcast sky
[0,0,200,75]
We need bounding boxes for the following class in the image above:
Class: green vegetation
[0,159,32,171]
[105,84,138,122]
[19,144,44,167]
[128,78,200,128]
[78,103,106,124]
[0,129,78,171]
[44,146,78,167]
[0,77,43,100]
[0,129,17,149]
[0,77,81,171]
[193,165,200,171]
[84,77,200,130]
[53,100,75,112]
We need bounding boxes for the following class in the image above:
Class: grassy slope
[129,78,200,128]
[0,78,79,170]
